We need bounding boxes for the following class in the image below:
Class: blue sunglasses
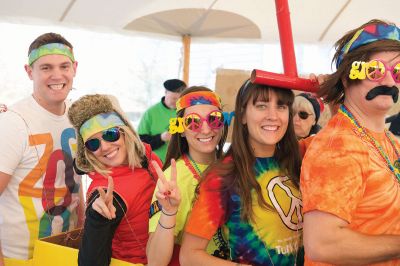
[84,127,121,152]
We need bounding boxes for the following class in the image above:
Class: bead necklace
[182,153,203,180]
[339,104,400,182]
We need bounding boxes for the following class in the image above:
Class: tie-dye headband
[336,23,400,68]
[28,43,75,66]
[176,91,222,112]
[80,112,125,142]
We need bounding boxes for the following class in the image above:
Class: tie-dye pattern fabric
[186,157,303,266]
[149,158,229,265]
[28,43,75,65]
[336,23,400,67]
[175,91,222,112]
[79,112,125,142]
[301,112,400,266]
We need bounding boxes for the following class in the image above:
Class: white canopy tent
[0,0,398,42]
[0,0,398,83]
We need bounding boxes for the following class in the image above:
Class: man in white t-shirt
[0,32,84,264]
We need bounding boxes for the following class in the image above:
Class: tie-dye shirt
[148,158,229,265]
[301,112,400,266]
[185,156,303,266]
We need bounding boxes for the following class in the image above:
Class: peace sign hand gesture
[152,159,181,215]
[92,176,117,220]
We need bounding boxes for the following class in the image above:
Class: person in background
[180,80,303,266]
[301,19,400,265]
[386,112,400,140]
[138,79,187,163]
[0,104,7,113]
[146,87,229,266]
[293,93,324,139]
[0,32,84,264]
[68,94,161,266]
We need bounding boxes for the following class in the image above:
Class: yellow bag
[32,228,141,266]
[4,258,33,266]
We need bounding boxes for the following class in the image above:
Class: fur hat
[68,94,140,172]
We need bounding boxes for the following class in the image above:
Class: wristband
[158,220,175,230]
[161,208,178,216]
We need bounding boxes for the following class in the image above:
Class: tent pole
[182,34,191,84]
[250,0,319,92]
[275,0,297,77]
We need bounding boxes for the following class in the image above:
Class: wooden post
[182,34,191,85]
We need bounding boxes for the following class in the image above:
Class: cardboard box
[32,228,141,266]
[4,258,33,266]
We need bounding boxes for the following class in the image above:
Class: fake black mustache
[365,86,399,103]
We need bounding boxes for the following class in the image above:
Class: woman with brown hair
[180,80,303,266]
[146,86,229,266]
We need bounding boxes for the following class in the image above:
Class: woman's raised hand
[151,159,181,214]
[92,176,116,220]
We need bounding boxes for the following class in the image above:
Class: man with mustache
[301,20,400,265]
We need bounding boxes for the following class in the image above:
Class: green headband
[79,112,125,142]
[28,43,75,65]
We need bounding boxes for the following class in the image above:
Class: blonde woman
[293,93,323,139]
[68,94,161,266]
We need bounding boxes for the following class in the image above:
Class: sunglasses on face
[84,127,121,152]
[183,110,224,132]
[350,59,400,83]
[295,111,313,120]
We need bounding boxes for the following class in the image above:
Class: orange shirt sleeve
[185,173,226,240]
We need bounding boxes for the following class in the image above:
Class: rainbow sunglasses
[184,110,224,132]
[349,59,400,83]
[169,110,234,134]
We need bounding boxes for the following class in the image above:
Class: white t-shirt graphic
[0,96,81,259]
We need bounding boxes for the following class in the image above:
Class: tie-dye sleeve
[185,172,226,240]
